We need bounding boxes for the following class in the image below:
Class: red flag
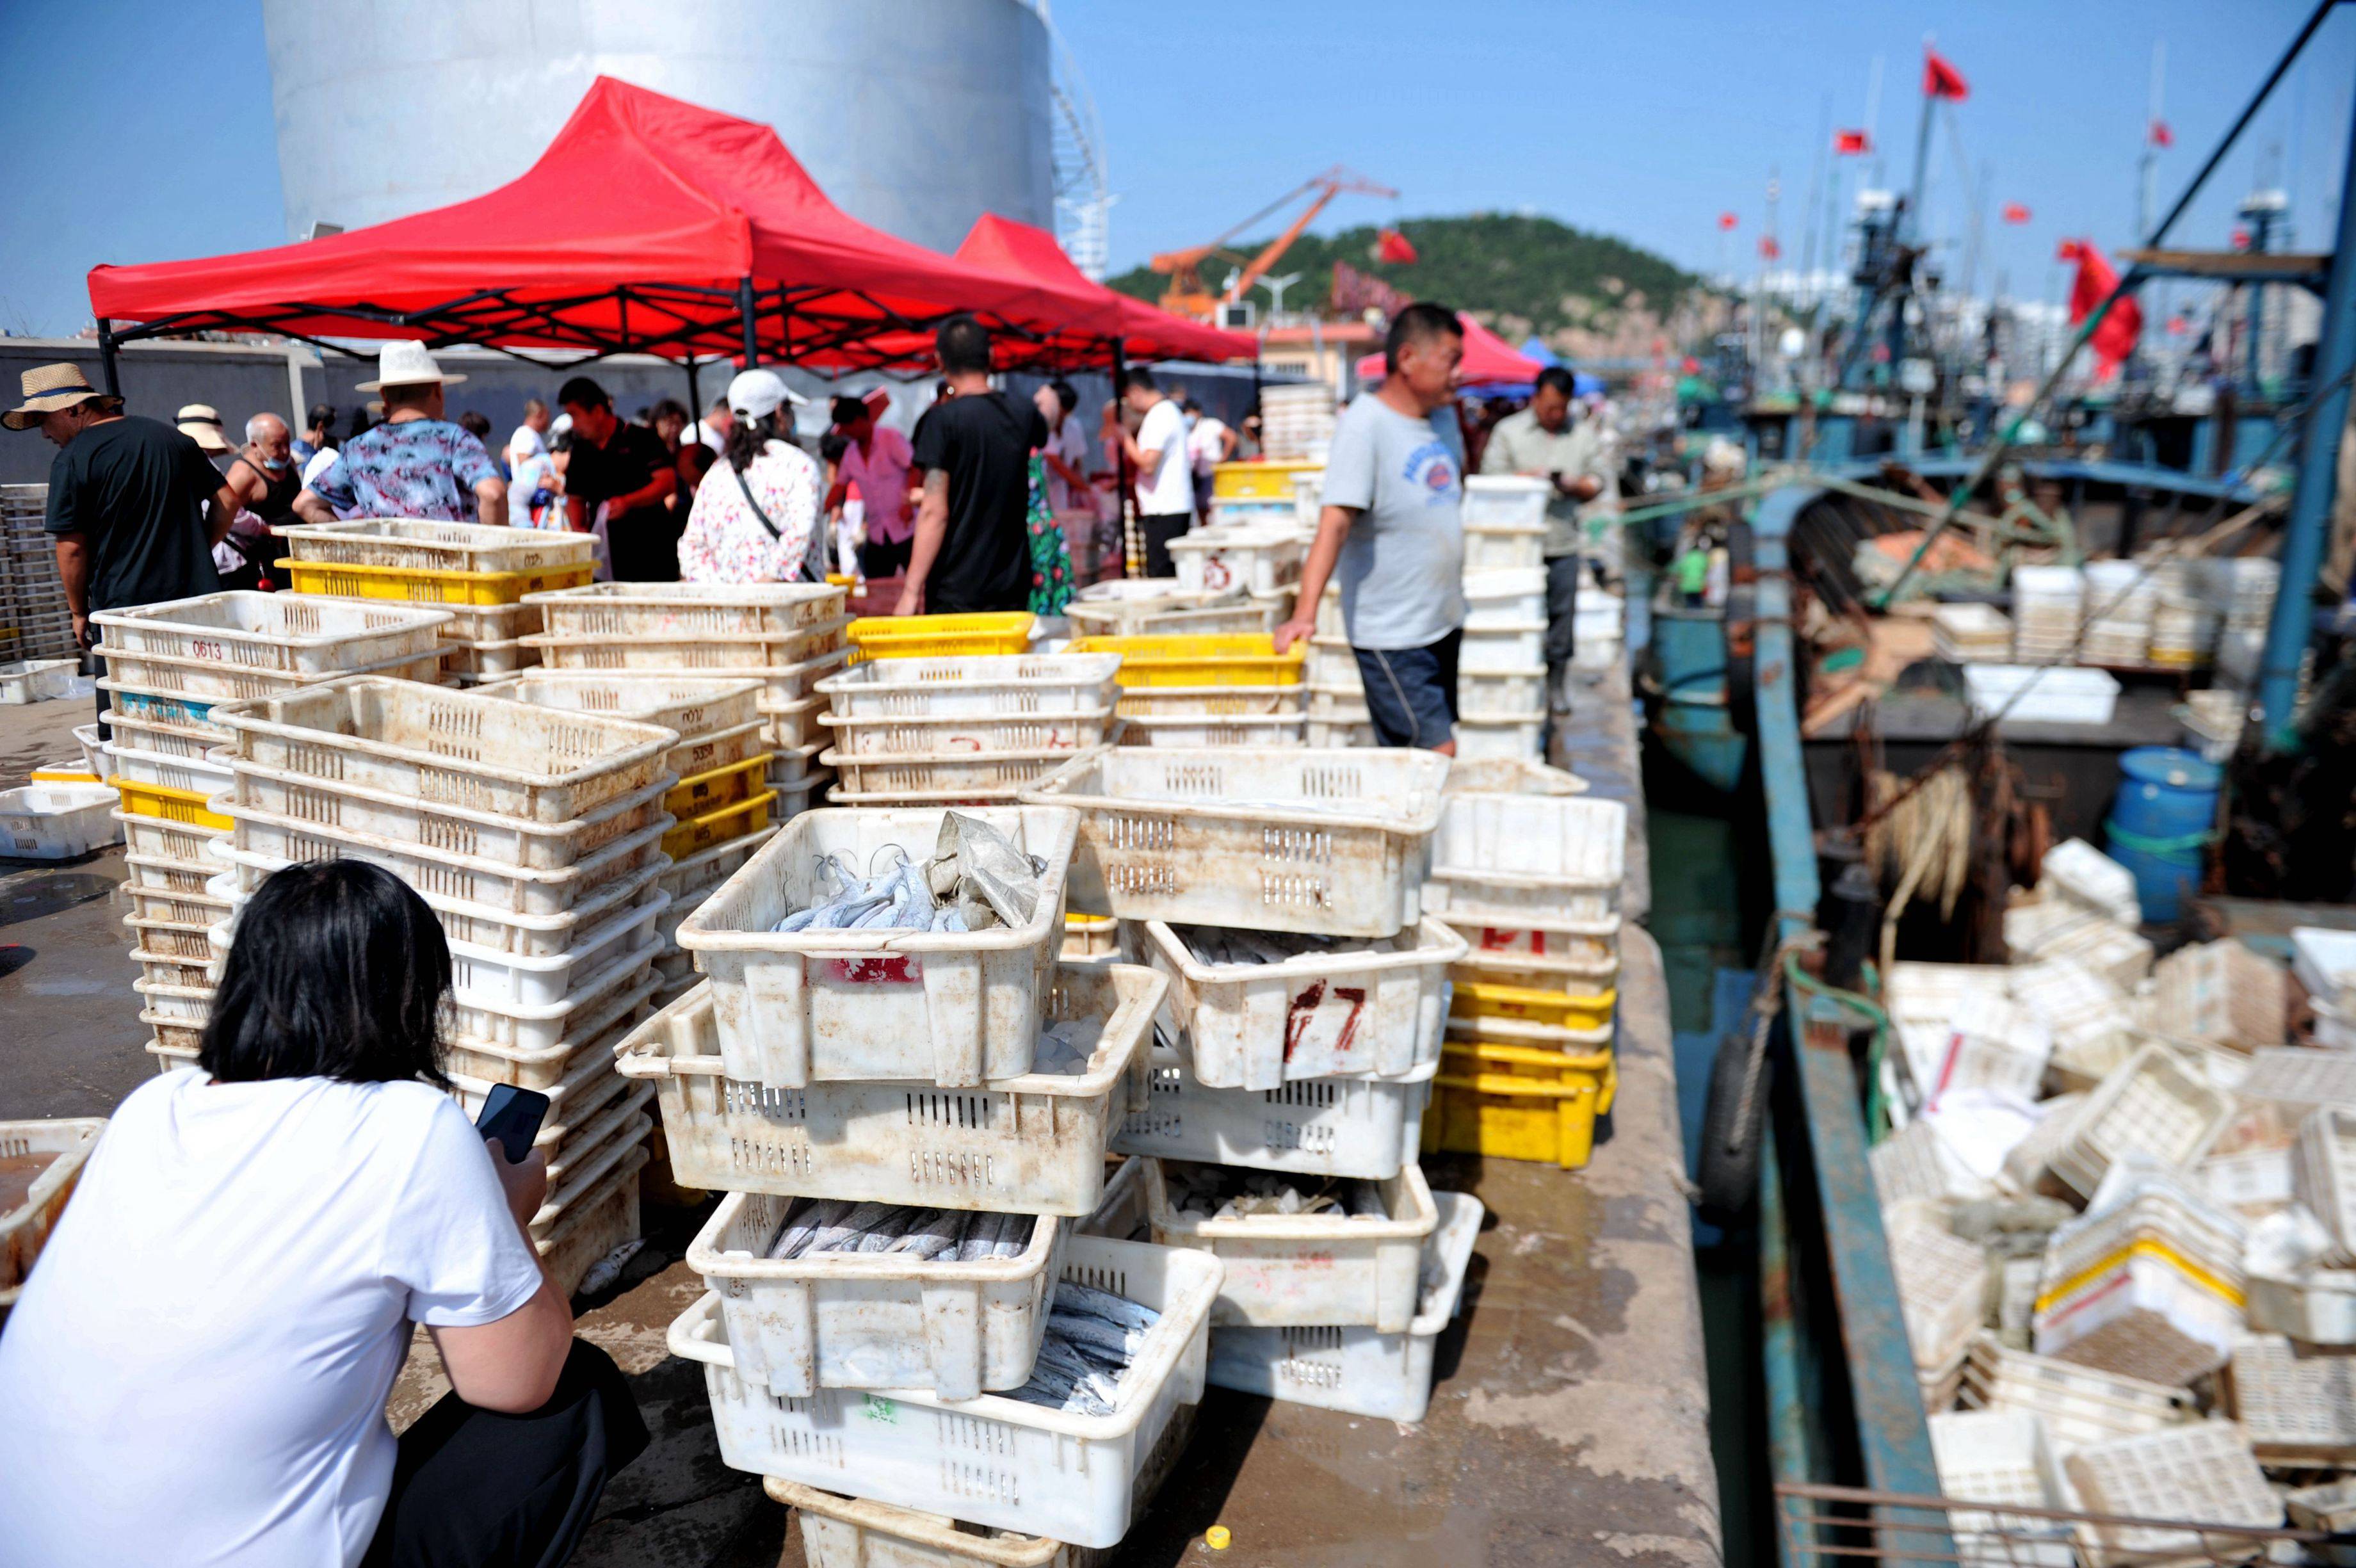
[1834,129,1871,155]
[1718,212,1739,231]
[2149,119,2174,149]
[1923,47,1969,100]
[2062,239,2143,378]
[2001,202,2031,224]
[1759,236,1782,260]
[1375,228,1418,265]
[2054,239,2083,263]
[2231,226,2252,251]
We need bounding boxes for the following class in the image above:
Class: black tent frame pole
[738,277,758,368]
[686,356,701,424]
[97,320,119,398]
[1109,335,1136,579]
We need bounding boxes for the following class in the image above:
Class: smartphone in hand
[475,1083,550,1166]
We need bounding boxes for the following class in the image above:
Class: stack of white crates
[2010,566,2085,666]
[87,592,449,1067]
[2206,557,2280,688]
[202,676,678,1292]
[1458,476,1552,760]
[1016,744,1481,1421]
[1257,383,1337,462]
[1303,581,1369,745]
[521,580,848,845]
[2080,561,2155,665]
[812,652,1122,800]
[625,804,1223,1556]
[0,485,76,665]
[274,519,598,685]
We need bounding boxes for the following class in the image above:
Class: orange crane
[1150,165,1398,321]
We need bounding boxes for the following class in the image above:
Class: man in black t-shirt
[6,363,234,654]
[901,317,1047,615]
[559,376,679,581]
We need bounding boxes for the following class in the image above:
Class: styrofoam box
[1206,1188,1481,1420]
[676,805,1077,1088]
[688,1192,1072,1401]
[1143,1158,1438,1332]
[0,658,81,704]
[1423,794,1627,926]
[1021,747,1448,941]
[1113,1042,1435,1181]
[1451,715,1544,763]
[225,758,675,871]
[1140,916,1467,1090]
[672,1234,1218,1548]
[89,591,451,673]
[0,784,121,859]
[1458,621,1545,668]
[1962,665,2122,729]
[617,967,1158,1216]
[817,655,1124,722]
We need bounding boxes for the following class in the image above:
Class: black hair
[831,394,869,428]
[1120,366,1157,394]
[649,398,690,426]
[456,410,492,440]
[723,405,781,475]
[198,861,451,1087]
[1384,300,1464,374]
[556,375,611,411]
[1049,379,1078,413]
[1181,398,1202,414]
[935,313,993,375]
[306,402,335,433]
[818,432,849,464]
[1535,365,1577,400]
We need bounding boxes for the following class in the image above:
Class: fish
[1054,1281,1161,1336]
[768,1197,853,1259]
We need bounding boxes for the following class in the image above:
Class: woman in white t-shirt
[677,368,824,584]
[0,861,647,1567]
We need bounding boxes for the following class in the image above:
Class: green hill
[1104,213,1700,341]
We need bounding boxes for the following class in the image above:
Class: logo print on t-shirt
[1400,440,1460,504]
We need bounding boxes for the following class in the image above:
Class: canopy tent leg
[97,321,120,398]
[1111,335,1138,578]
[687,358,701,429]
[738,278,758,369]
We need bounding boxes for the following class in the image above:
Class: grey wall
[259,0,1053,255]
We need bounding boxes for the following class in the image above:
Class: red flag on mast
[1717,212,1739,231]
[1834,129,1871,155]
[1375,229,1418,264]
[1759,236,1782,260]
[1923,47,1969,101]
[2060,239,2143,378]
[2001,202,2031,224]
[2149,119,2174,149]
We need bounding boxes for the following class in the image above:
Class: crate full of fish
[1142,1158,1439,1332]
[1204,1188,1481,1421]
[689,1192,1075,1402]
[675,805,1079,1087]
[1020,746,1448,940]
[1138,917,1467,1092]
[616,966,1160,1216]
[670,1234,1220,1549]
[1113,1039,1435,1182]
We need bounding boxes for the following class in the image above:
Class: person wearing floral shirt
[677,369,824,584]
[291,343,504,526]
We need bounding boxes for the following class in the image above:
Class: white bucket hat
[356,341,465,391]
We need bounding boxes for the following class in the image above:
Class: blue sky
[0,1,2348,337]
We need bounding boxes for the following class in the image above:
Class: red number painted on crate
[825,955,921,985]
[1284,982,1368,1065]
[191,638,227,662]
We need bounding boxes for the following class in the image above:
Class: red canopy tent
[951,215,1257,366]
[85,77,1150,384]
[1353,313,1547,385]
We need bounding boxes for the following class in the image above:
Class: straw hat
[175,404,233,454]
[2,362,115,430]
[355,341,466,391]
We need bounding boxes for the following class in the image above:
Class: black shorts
[1352,629,1461,750]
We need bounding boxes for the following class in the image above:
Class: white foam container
[89,590,451,672]
[688,1192,1072,1402]
[1021,746,1446,940]
[1142,1158,1437,1332]
[671,1233,1219,1549]
[618,967,1158,1216]
[676,805,1077,1088]
[1206,1189,1481,1420]
[1962,665,2122,728]
[1140,916,1466,1090]
[1113,1042,1434,1181]
[1423,794,1627,925]
[0,784,120,859]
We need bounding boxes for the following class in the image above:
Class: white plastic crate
[520,615,850,672]
[2033,1184,2245,1386]
[423,600,541,646]
[1140,916,1465,1090]
[1303,717,1376,748]
[1926,1409,2072,1554]
[442,969,661,1089]
[1457,621,1544,668]
[2042,839,2141,926]
[659,826,777,912]
[1443,757,1587,796]
[225,759,673,871]
[819,707,1114,758]
[70,723,105,778]
[1959,1334,2195,1449]
[671,1234,1218,1550]
[2001,896,2152,990]
[1167,525,1303,598]
[1460,568,1546,631]
[1451,714,1545,762]
[1115,683,1305,718]
[516,643,850,713]
[209,675,674,825]
[2225,1331,2356,1462]
[1205,1188,1480,1421]
[1423,793,1626,926]
[1142,1158,1437,1332]
[2240,1047,2356,1111]
[688,1192,1072,1402]
[1113,1041,1433,1181]
[0,658,78,704]
[2248,1260,2356,1345]
[122,852,213,895]
[1889,1210,1990,1373]
[2296,1106,2356,1257]
[522,580,844,638]
[537,1145,647,1298]
[1462,478,1547,571]
[438,637,537,681]
[2049,1044,2235,1198]
[2293,927,2356,1013]
[1457,667,1547,719]
[97,642,442,702]
[676,805,1077,1087]
[2062,1421,2281,1564]
[277,517,596,572]
[111,809,216,868]
[617,967,1157,1216]
[1115,713,1306,748]
[1437,911,1619,969]
[0,784,120,859]
[1066,579,1243,637]
[0,1117,106,1298]
[1022,747,1448,940]
[756,693,829,752]
[101,738,234,800]
[820,747,1092,800]
[99,710,225,764]
[817,654,1124,722]
[1962,665,2122,729]
[88,591,451,673]
[1304,637,1363,691]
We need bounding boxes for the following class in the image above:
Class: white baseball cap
[727,369,807,421]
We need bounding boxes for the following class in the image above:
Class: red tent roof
[87,78,1105,369]
[1354,313,1547,385]
[953,215,1257,364]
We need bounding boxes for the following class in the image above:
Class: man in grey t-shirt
[1274,302,1467,752]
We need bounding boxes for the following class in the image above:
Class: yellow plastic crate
[844,613,1033,663]
[1211,459,1323,501]
[29,767,101,786]
[660,789,775,860]
[1067,633,1306,687]
[1422,1039,1617,1168]
[108,777,232,832]
[1449,978,1617,1033]
[661,752,771,820]
[278,556,595,607]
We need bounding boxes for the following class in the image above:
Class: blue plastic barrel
[2111,747,2222,840]
[2102,816,2203,923]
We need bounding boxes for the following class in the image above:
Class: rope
[1864,764,1974,979]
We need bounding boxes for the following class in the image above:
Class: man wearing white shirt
[504,398,551,478]
[1113,368,1192,578]
[1184,398,1234,522]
